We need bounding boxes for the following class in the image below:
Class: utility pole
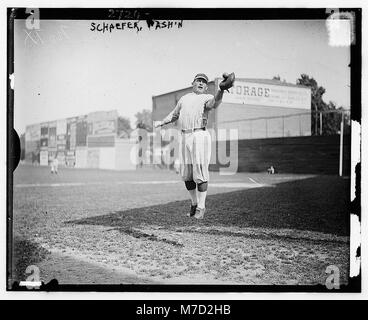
[339,111,344,176]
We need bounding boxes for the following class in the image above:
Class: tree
[272,75,287,83]
[296,74,349,135]
[117,116,132,137]
[297,74,328,135]
[135,109,153,131]
[322,102,341,135]
[338,106,351,134]
[297,74,350,135]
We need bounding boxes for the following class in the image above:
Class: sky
[14,18,351,134]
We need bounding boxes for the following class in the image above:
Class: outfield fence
[217,109,350,139]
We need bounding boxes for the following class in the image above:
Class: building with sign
[152,78,312,140]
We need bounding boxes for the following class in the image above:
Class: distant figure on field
[174,158,180,174]
[267,166,275,174]
[51,156,59,174]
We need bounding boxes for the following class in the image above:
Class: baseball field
[11,164,350,286]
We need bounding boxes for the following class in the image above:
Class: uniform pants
[179,130,211,184]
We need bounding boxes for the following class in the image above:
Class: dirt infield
[11,164,350,286]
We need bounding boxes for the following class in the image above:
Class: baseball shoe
[187,204,197,217]
[194,207,205,220]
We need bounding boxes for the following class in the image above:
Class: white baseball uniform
[162,92,214,183]
[51,157,59,173]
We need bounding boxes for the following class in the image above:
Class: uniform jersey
[163,92,214,130]
[161,92,214,183]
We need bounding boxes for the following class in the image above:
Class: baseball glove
[219,72,235,92]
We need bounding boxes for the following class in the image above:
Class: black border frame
[7,7,362,293]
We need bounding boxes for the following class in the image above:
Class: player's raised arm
[205,72,235,110]
[205,88,225,110]
[153,100,182,128]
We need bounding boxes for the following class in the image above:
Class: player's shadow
[66,175,350,236]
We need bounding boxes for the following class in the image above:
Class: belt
[181,127,206,134]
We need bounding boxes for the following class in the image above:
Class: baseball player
[154,72,235,219]
[51,155,59,174]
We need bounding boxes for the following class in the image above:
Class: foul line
[249,177,260,184]
[15,180,270,189]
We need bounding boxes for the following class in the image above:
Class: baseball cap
[193,73,209,83]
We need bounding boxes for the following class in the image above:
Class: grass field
[11,164,350,286]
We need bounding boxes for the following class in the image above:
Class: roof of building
[234,78,310,89]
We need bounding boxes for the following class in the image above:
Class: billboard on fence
[40,138,48,147]
[91,120,116,135]
[57,144,66,151]
[57,152,66,165]
[40,123,49,137]
[66,134,70,150]
[65,150,76,167]
[49,129,57,148]
[76,117,88,147]
[57,133,66,152]
[57,134,66,142]
[87,110,118,136]
[40,150,48,166]
[69,122,77,150]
